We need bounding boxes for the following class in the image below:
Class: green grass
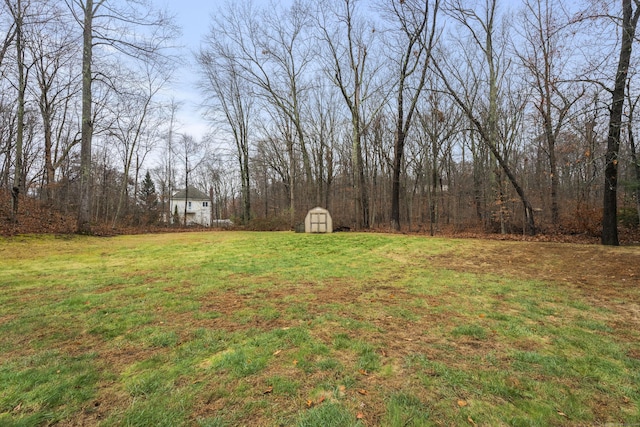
[0,231,639,425]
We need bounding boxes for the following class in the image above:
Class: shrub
[619,207,639,228]
[244,215,292,231]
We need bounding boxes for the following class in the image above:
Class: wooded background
[1,0,639,244]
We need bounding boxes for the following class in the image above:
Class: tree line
[1,0,639,245]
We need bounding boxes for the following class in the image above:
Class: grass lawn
[0,231,639,426]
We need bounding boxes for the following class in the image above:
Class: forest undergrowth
[1,190,639,244]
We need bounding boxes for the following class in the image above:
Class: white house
[170,186,212,226]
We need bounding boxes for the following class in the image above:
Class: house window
[188,201,192,209]
[203,201,209,207]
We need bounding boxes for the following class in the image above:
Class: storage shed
[305,207,333,233]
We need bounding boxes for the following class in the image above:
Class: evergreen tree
[139,171,158,224]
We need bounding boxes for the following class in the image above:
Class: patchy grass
[0,231,639,426]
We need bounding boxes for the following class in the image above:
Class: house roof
[172,186,209,200]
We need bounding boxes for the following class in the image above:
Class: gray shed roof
[172,186,209,200]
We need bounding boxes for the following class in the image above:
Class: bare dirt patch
[431,241,639,287]
[430,240,640,310]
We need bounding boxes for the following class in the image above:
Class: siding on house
[170,186,212,226]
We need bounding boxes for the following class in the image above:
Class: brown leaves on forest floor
[0,190,212,236]
[3,188,640,243]
[431,239,639,288]
[428,239,640,336]
[0,191,76,235]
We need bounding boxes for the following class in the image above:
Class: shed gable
[304,207,333,233]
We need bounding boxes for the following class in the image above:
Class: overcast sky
[155,0,283,144]
[154,0,218,141]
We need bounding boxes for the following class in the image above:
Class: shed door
[310,213,327,232]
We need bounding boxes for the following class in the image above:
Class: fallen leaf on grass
[338,385,346,397]
[356,412,365,419]
[358,369,369,376]
[305,396,326,409]
[293,360,298,366]
[273,350,281,356]
[263,386,273,394]
[556,409,567,417]
[468,416,477,426]
[457,399,468,407]
[357,389,368,395]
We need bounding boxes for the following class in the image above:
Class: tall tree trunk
[470,132,485,225]
[391,127,405,231]
[390,0,438,231]
[548,133,559,225]
[288,136,295,227]
[241,141,251,223]
[628,119,640,227]
[320,0,372,230]
[183,166,189,227]
[602,0,640,245]
[43,110,55,202]
[429,138,438,236]
[293,104,314,194]
[166,102,176,224]
[11,0,25,222]
[77,0,95,234]
[352,115,368,229]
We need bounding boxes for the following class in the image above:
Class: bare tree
[64,0,177,233]
[197,44,253,224]
[627,81,640,227]
[155,98,181,224]
[0,7,17,189]
[317,0,384,229]
[383,0,440,231]
[306,80,340,210]
[4,0,29,221]
[0,5,16,70]
[175,133,206,226]
[108,61,169,227]
[256,105,298,223]
[517,0,583,227]
[435,0,537,234]
[601,0,640,245]
[207,0,316,224]
[191,154,227,223]
[416,82,460,235]
[27,3,80,203]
